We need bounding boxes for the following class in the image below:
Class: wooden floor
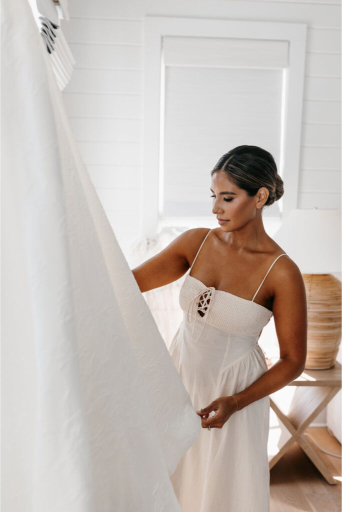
[270,427,341,511]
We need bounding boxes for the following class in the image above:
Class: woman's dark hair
[210,145,284,209]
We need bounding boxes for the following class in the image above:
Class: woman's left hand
[196,396,238,429]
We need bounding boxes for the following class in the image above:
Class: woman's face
[210,171,261,231]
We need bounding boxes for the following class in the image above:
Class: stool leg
[297,434,337,485]
[269,386,340,481]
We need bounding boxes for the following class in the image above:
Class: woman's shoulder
[266,243,304,297]
[267,238,299,275]
[181,227,212,245]
[180,227,213,264]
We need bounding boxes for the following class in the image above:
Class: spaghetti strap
[252,253,288,302]
[189,228,212,273]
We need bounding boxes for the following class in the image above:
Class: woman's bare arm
[198,256,308,428]
[230,257,307,410]
[131,228,209,293]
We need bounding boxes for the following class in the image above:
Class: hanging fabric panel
[2,1,201,511]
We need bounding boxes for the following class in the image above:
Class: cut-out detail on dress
[197,292,212,317]
[186,287,216,343]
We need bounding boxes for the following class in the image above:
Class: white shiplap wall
[61,17,144,256]
[61,0,341,259]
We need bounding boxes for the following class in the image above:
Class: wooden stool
[268,361,341,484]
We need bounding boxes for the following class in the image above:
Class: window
[143,17,306,235]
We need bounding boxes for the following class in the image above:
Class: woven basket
[302,274,341,370]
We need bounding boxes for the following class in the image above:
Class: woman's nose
[212,202,223,215]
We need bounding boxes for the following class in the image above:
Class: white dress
[169,228,287,512]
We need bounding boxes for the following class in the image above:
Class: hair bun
[275,174,284,200]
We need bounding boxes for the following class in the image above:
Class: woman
[132,145,307,512]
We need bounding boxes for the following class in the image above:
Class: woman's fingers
[196,411,210,418]
[196,401,218,416]
[201,415,223,429]
[201,409,222,428]
[198,397,236,429]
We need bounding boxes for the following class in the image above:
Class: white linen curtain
[1,1,201,510]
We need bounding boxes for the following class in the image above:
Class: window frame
[142,16,307,236]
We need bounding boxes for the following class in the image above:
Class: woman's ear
[256,187,269,208]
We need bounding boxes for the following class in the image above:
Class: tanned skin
[132,171,307,429]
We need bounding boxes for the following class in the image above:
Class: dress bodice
[178,229,288,341]
[180,273,273,339]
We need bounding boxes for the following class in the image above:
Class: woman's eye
[210,195,233,202]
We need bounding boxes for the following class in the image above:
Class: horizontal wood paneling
[298,191,341,208]
[63,93,143,118]
[304,76,341,100]
[63,69,142,94]
[61,18,143,45]
[60,17,145,246]
[69,43,143,69]
[77,142,142,166]
[299,169,341,191]
[301,123,341,146]
[69,118,142,142]
[87,166,141,188]
[301,147,341,169]
[307,27,341,53]
[305,52,341,77]
[303,100,341,124]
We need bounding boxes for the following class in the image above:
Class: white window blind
[162,37,285,219]
[163,36,289,69]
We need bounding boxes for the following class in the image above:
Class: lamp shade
[273,209,341,274]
